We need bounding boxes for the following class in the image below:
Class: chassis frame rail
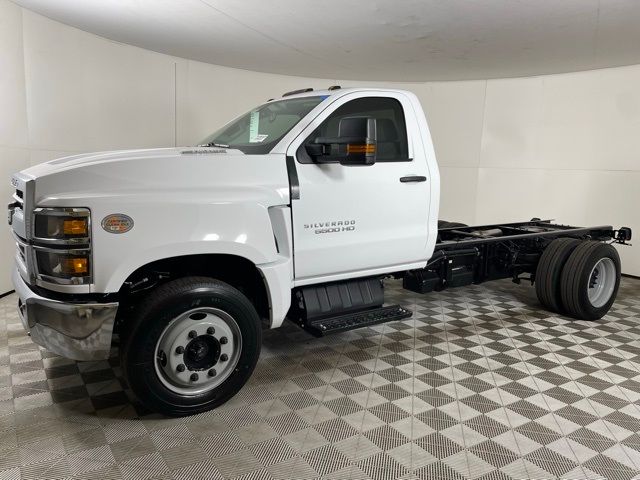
[403,220,631,294]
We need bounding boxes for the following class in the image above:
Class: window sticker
[249,110,260,142]
[255,134,268,142]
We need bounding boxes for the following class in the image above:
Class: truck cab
[8,88,440,415]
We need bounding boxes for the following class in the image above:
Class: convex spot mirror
[306,116,377,166]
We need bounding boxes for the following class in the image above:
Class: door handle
[399,175,427,183]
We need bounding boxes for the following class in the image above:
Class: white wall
[1,1,638,293]
[1,0,30,293]
[473,71,640,276]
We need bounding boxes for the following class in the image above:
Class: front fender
[85,198,281,293]
[102,239,272,293]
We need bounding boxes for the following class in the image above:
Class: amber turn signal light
[63,219,88,236]
[347,144,376,154]
[62,257,89,275]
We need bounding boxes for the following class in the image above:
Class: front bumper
[12,268,118,361]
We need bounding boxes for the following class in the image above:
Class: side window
[301,97,410,163]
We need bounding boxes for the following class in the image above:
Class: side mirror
[305,116,377,166]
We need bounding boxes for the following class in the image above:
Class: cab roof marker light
[328,85,341,91]
[282,87,313,97]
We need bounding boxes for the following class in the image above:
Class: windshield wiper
[199,142,229,148]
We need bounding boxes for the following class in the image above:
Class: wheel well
[118,254,270,323]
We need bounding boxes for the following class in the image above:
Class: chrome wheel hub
[587,258,616,308]
[154,307,241,395]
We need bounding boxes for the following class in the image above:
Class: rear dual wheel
[560,241,621,320]
[535,238,581,313]
[535,239,620,320]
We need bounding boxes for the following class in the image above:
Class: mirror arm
[305,143,325,157]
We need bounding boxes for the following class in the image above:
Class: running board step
[299,305,413,337]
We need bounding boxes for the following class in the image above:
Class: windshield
[200,96,326,154]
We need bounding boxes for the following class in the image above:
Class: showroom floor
[1,278,639,480]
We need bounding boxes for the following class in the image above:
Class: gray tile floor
[1,277,640,480]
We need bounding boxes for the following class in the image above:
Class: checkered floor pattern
[1,277,640,480]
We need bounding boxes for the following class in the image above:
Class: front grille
[13,189,23,207]
[9,177,91,290]
[10,177,32,281]
[17,242,26,264]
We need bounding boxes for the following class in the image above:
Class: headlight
[34,208,90,243]
[32,207,92,285]
[35,250,91,279]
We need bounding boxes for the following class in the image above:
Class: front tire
[121,276,262,416]
[560,241,621,320]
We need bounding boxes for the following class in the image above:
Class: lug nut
[207,326,215,335]
[188,330,197,339]
[208,369,217,377]
[175,346,184,354]
[190,373,199,381]
[220,354,228,362]
[177,364,185,372]
[220,336,228,345]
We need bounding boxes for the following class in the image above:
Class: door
[288,92,431,283]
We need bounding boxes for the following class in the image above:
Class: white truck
[8,87,632,416]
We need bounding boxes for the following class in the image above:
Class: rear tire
[121,276,262,416]
[560,241,621,320]
[535,238,581,313]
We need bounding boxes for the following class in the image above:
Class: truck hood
[18,147,290,207]
[23,147,237,176]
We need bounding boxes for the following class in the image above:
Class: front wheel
[121,277,262,416]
